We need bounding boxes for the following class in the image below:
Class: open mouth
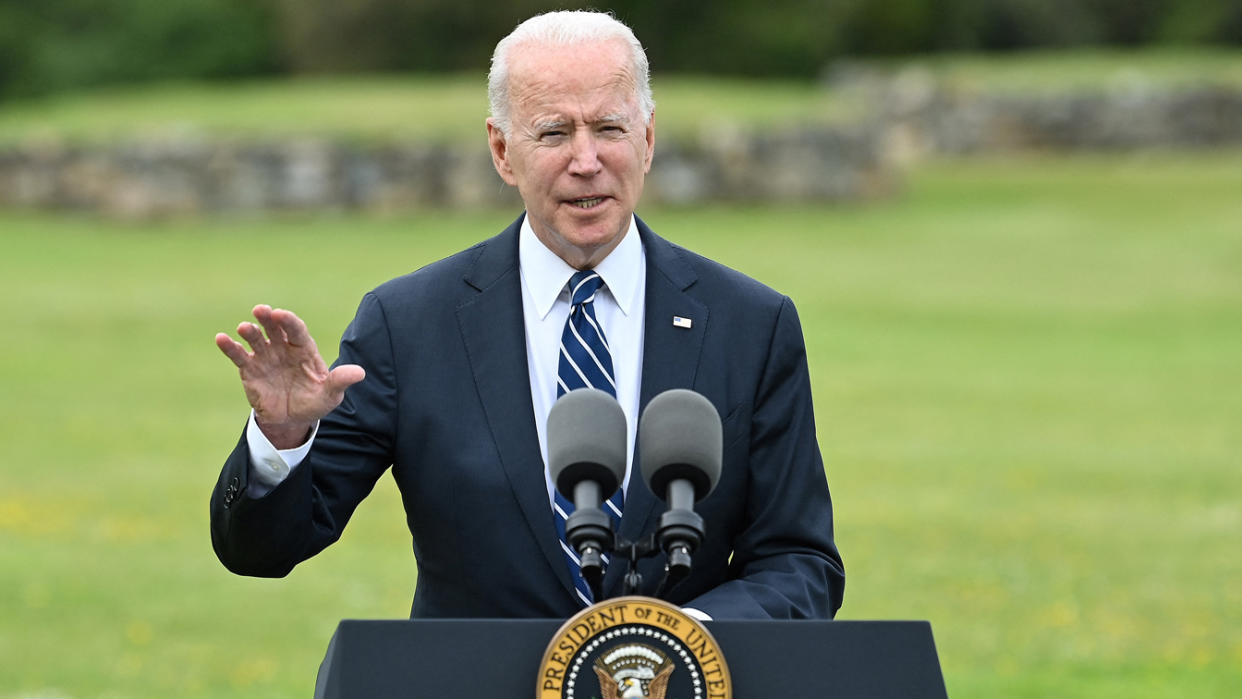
[568,196,606,209]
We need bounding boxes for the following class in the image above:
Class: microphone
[547,388,628,600]
[638,389,722,592]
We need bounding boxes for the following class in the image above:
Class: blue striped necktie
[554,270,625,606]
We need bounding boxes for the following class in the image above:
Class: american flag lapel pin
[672,316,693,329]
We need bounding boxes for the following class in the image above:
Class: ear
[487,119,518,186]
[642,111,656,174]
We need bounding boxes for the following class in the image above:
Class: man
[211,11,844,620]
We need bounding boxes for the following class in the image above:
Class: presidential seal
[537,596,731,699]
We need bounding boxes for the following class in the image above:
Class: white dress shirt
[519,215,646,505]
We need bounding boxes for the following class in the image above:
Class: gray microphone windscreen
[547,388,627,498]
[638,389,722,502]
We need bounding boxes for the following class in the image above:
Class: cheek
[524,152,568,189]
[594,148,632,176]
[618,138,651,174]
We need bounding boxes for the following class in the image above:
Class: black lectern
[315,618,947,698]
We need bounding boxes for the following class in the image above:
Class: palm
[216,305,365,447]
[239,334,331,423]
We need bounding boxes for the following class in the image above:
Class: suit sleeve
[209,292,398,577]
[685,296,845,618]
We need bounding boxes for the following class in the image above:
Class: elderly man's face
[487,39,655,270]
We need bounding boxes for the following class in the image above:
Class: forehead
[506,39,638,121]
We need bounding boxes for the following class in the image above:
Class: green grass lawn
[2,49,1239,147]
[873,46,1242,93]
[2,150,1240,697]
[0,73,856,147]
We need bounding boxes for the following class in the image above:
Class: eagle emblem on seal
[592,644,674,699]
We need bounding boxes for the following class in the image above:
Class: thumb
[325,364,366,398]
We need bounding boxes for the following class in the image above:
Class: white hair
[487,11,655,135]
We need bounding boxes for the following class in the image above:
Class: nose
[567,128,602,176]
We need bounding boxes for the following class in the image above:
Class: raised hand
[215,305,365,449]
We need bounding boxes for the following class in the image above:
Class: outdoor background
[1,1,1240,697]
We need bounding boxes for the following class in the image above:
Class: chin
[569,226,625,251]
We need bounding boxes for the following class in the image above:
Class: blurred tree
[835,0,1105,53]
[2,0,1241,98]
[0,3,36,96]
[271,0,549,73]
[616,0,834,77]
[975,0,1103,49]
[832,0,1242,53]
[1087,0,1167,44]
[0,0,279,98]
[1158,0,1242,43]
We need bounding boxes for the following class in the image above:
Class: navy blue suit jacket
[211,215,844,619]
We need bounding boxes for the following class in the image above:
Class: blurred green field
[0,73,854,147]
[2,48,1240,146]
[2,150,1241,698]
[871,46,1242,92]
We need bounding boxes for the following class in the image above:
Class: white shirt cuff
[245,410,318,496]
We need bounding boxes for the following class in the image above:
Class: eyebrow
[532,113,629,132]
[534,119,569,132]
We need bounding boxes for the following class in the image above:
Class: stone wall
[0,124,894,217]
[865,69,1242,163]
[0,139,516,217]
[2,76,1240,217]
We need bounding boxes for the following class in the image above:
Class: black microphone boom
[547,388,628,600]
[638,389,722,594]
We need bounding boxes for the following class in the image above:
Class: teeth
[571,197,602,208]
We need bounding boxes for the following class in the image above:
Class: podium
[315,618,947,697]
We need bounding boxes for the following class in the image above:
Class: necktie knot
[558,269,615,399]
[569,270,605,307]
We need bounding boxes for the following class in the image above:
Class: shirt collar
[519,214,643,320]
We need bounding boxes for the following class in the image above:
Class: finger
[251,304,273,323]
[236,321,269,354]
[272,308,314,348]
[215,333,251,368]
[253,306,289,347]
[325,364,366,397]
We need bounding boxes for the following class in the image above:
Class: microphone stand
[565,481,614,602]
[565,486,707,602]
[608,498,707,600]
[653,479,705,596]
[615,534,658,597]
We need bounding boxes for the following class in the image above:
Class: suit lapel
[604,219,708,597]
[456,217,579,600]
